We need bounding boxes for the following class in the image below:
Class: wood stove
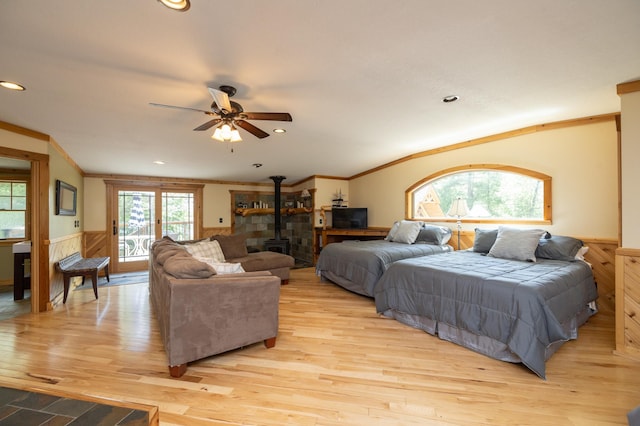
[265,175,291,255]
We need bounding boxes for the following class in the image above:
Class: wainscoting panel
[84,231,108,258]
[583,239,617,313]
[615,248,640,359]
[48,233,82,306]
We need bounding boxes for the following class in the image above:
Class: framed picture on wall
[56,179,77,216]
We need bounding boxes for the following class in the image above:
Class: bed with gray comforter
[316,240,452,296]
[374,250,598,378]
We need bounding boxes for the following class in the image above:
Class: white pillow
[575,246,589,261]
[391,220,424,244]
[385,221,401,241]
[184,240,226,263]
[488,226,547,262]
[195,257,245,274]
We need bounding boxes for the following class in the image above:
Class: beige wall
[620,90,640,247]
[0,128,48,154]
[48,143,83,240]
[350,120,618,239]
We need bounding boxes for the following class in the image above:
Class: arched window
[406,164,551,224]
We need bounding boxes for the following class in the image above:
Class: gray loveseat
[149,237,281,377]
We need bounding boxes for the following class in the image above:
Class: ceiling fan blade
[193,118,223,131]
[149,102,213,115]
[242,112,292,121]
[208,88,232,114]
[235,120,270,139]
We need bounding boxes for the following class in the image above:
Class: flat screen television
[332,208,368,229]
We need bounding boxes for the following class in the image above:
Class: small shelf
[235,207,313,217]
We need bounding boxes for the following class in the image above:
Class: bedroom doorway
[105,182,203,273]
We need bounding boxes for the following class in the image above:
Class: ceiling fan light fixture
[230,128,242,142]
[157,0,190,11]
[212,123,242,142]
[273,128,286,134]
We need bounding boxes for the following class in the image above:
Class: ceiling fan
[150,85,292,140]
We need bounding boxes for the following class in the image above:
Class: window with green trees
[407,165,551,223]
[0,180,27,239]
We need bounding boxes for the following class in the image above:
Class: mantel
[235,207,313,217]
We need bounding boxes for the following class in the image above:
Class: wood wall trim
[49,232,83,245]
[616,247,640,256]
[616,79,640,95]
[0,146,48,162]
[350,113,618,180]
[0,120,50,141]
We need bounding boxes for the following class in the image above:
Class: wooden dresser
[313,227,388,264]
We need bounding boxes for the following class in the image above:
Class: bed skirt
[380,301,597,368]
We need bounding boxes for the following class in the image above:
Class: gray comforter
[374,250,598,378]
[316,240,451,296]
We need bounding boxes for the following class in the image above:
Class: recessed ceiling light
[157,0,190,11]
[442,95,459,103]
[273,128,286,134]
[252,163,263,168]
[153,160,166,165]
[0,81,26,91]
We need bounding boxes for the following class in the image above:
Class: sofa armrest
[163,274,280,367]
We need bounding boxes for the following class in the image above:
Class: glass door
[107,183,201,273]
[117,190,156,271]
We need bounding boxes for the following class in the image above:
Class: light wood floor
[0,267,638,425]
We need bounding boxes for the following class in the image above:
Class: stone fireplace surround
[231,190,313,265]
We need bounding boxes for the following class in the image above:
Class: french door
[106,182,203,272]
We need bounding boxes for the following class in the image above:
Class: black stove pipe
[269,175,286,240]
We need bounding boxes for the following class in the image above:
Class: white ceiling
[1,1,639,184]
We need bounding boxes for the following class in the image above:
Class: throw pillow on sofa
[155,246,190,265]
[211,234,249,259]
[184,239,226,263]
[163,255,216,279]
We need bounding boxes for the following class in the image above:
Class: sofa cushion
[184,239,226,262]
[163,255,216,279]
[154,245,189,265]
[234,251,294,272]
[211,234,249,259]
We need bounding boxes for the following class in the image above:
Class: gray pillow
[415,225,452,245]
[473,228,498,253]
[391,220,423,244]
[488,227,548,262]
[535,235,584,261]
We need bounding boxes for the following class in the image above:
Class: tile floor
[0,386,149,425]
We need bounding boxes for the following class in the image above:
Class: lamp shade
[448,198,469,217]
[301,189,311,198]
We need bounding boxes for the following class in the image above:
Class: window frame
[405,164,552,225]
[0,176,30,240]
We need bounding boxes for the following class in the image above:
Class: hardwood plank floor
[0,267,638,425]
